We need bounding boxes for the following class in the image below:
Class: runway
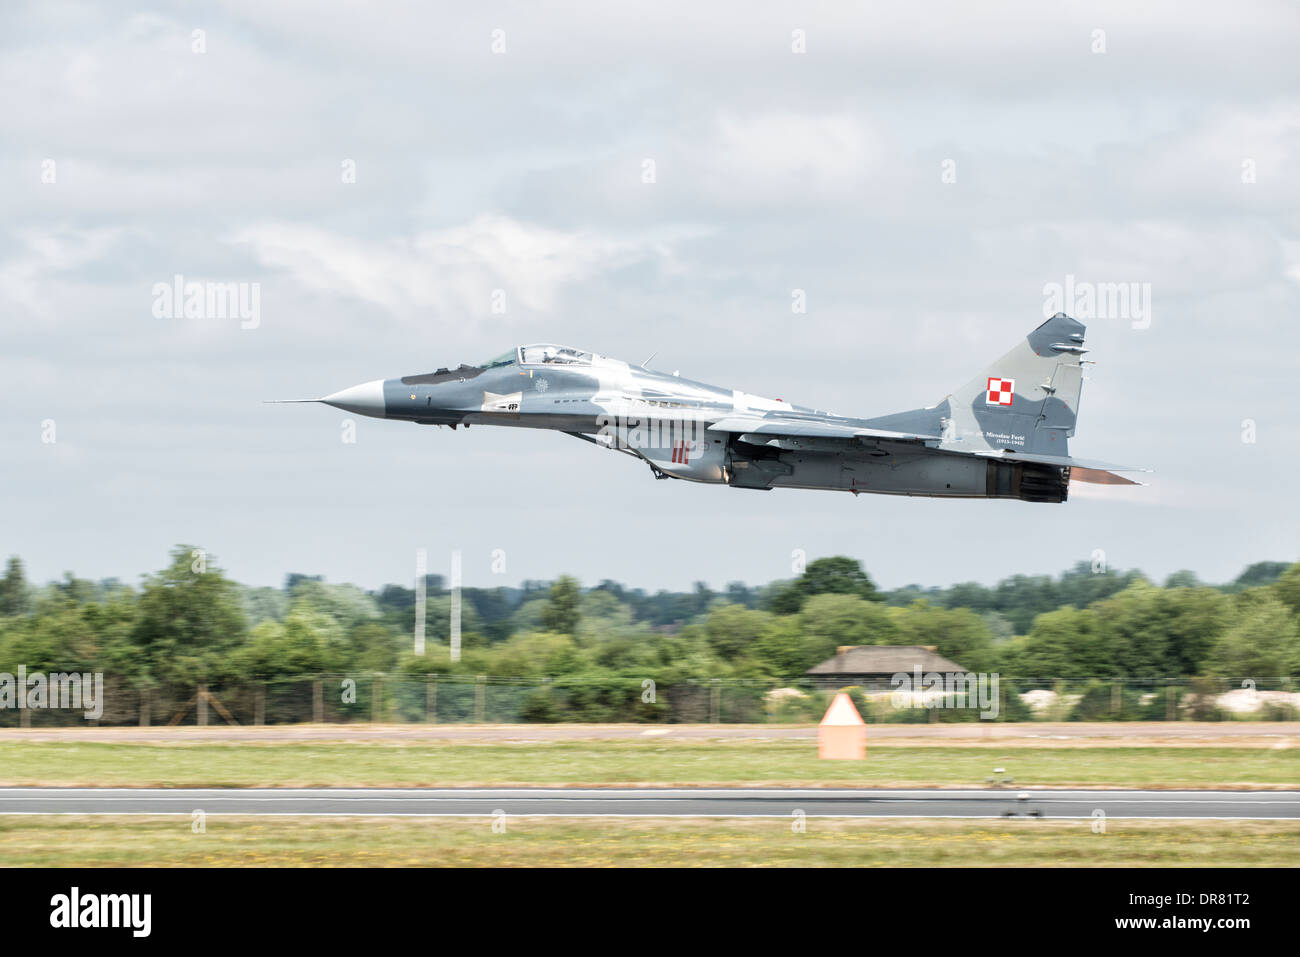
[0,787,1295,819]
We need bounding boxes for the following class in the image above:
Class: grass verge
[0,740,1295,788]
[1,816,1296,867]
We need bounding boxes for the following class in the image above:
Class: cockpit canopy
[474,344,600,371]
[518,344,594,366]
[477,350,517,370]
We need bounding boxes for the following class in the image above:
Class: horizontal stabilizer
[1069,466,1143,486]
[972,449,1149,486]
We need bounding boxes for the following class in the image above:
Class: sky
[3,1,1299,594]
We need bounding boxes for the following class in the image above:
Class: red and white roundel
[986,377,1015,406]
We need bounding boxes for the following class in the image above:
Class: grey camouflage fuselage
[285,314,1144,502]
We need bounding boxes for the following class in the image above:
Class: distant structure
[805,645,968,691]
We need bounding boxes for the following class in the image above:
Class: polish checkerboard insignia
[986,377,1015,406]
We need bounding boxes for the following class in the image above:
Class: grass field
[2,815,1296,867]
[0,738,1296,788]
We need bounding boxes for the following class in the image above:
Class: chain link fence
[0,673,1296,727]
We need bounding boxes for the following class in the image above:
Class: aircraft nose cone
[321,379,387,417]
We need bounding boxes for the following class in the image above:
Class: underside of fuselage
[639,433,1070,503]
[493,414,1071,503]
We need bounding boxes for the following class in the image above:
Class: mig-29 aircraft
[274,313,1146,502]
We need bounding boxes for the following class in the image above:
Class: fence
[0,673,1296,727]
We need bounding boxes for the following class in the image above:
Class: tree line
[0,549,1296,724]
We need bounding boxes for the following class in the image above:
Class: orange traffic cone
[818,692,866,759]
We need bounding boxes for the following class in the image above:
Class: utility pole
[450,549,462,663]
[414,548,427,655]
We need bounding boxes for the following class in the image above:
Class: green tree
[1229,561,1291,592]
[1272,562,1300,618]
[579,590,624,621]
[85,588,143,682]
[798,593,900,648]
[240,585,288,625]
[768,557,881,613]
[234,604,345,677]
[489,631,582,678]
[0,557,30,616]
[1163,569,1200,589]
[895,601,995,672]
[939,581,995,613]
[54,572,98,604]
[751,615,836,679]
[1204,594,1300,680]
[1012,606,1115,679]
[348,622,401,672]
[541,576,582,635]
[1090,583,1173,678]
[1054,562,1144,611]
[1155,586,1230,675]
[131,546,247,690]
[0,601,100,674]
[702,604,773,659]
[988,574,1058,633]
[288,579,380,628]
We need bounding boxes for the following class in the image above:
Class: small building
[805,645,968,691]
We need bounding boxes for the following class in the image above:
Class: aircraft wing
[708,415,938,444]
[710,417,1147,484]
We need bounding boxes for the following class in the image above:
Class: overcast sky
[3,1,1299,594]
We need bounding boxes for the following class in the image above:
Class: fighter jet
[275,313,1146,502]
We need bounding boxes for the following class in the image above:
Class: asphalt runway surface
[0,787,1295,819]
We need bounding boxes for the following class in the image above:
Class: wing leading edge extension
[707,415,939,444]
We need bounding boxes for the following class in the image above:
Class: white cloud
[233,215,676,319]
[2,1,1299,591]
[0,227,126,313]
[699,112,879,202]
